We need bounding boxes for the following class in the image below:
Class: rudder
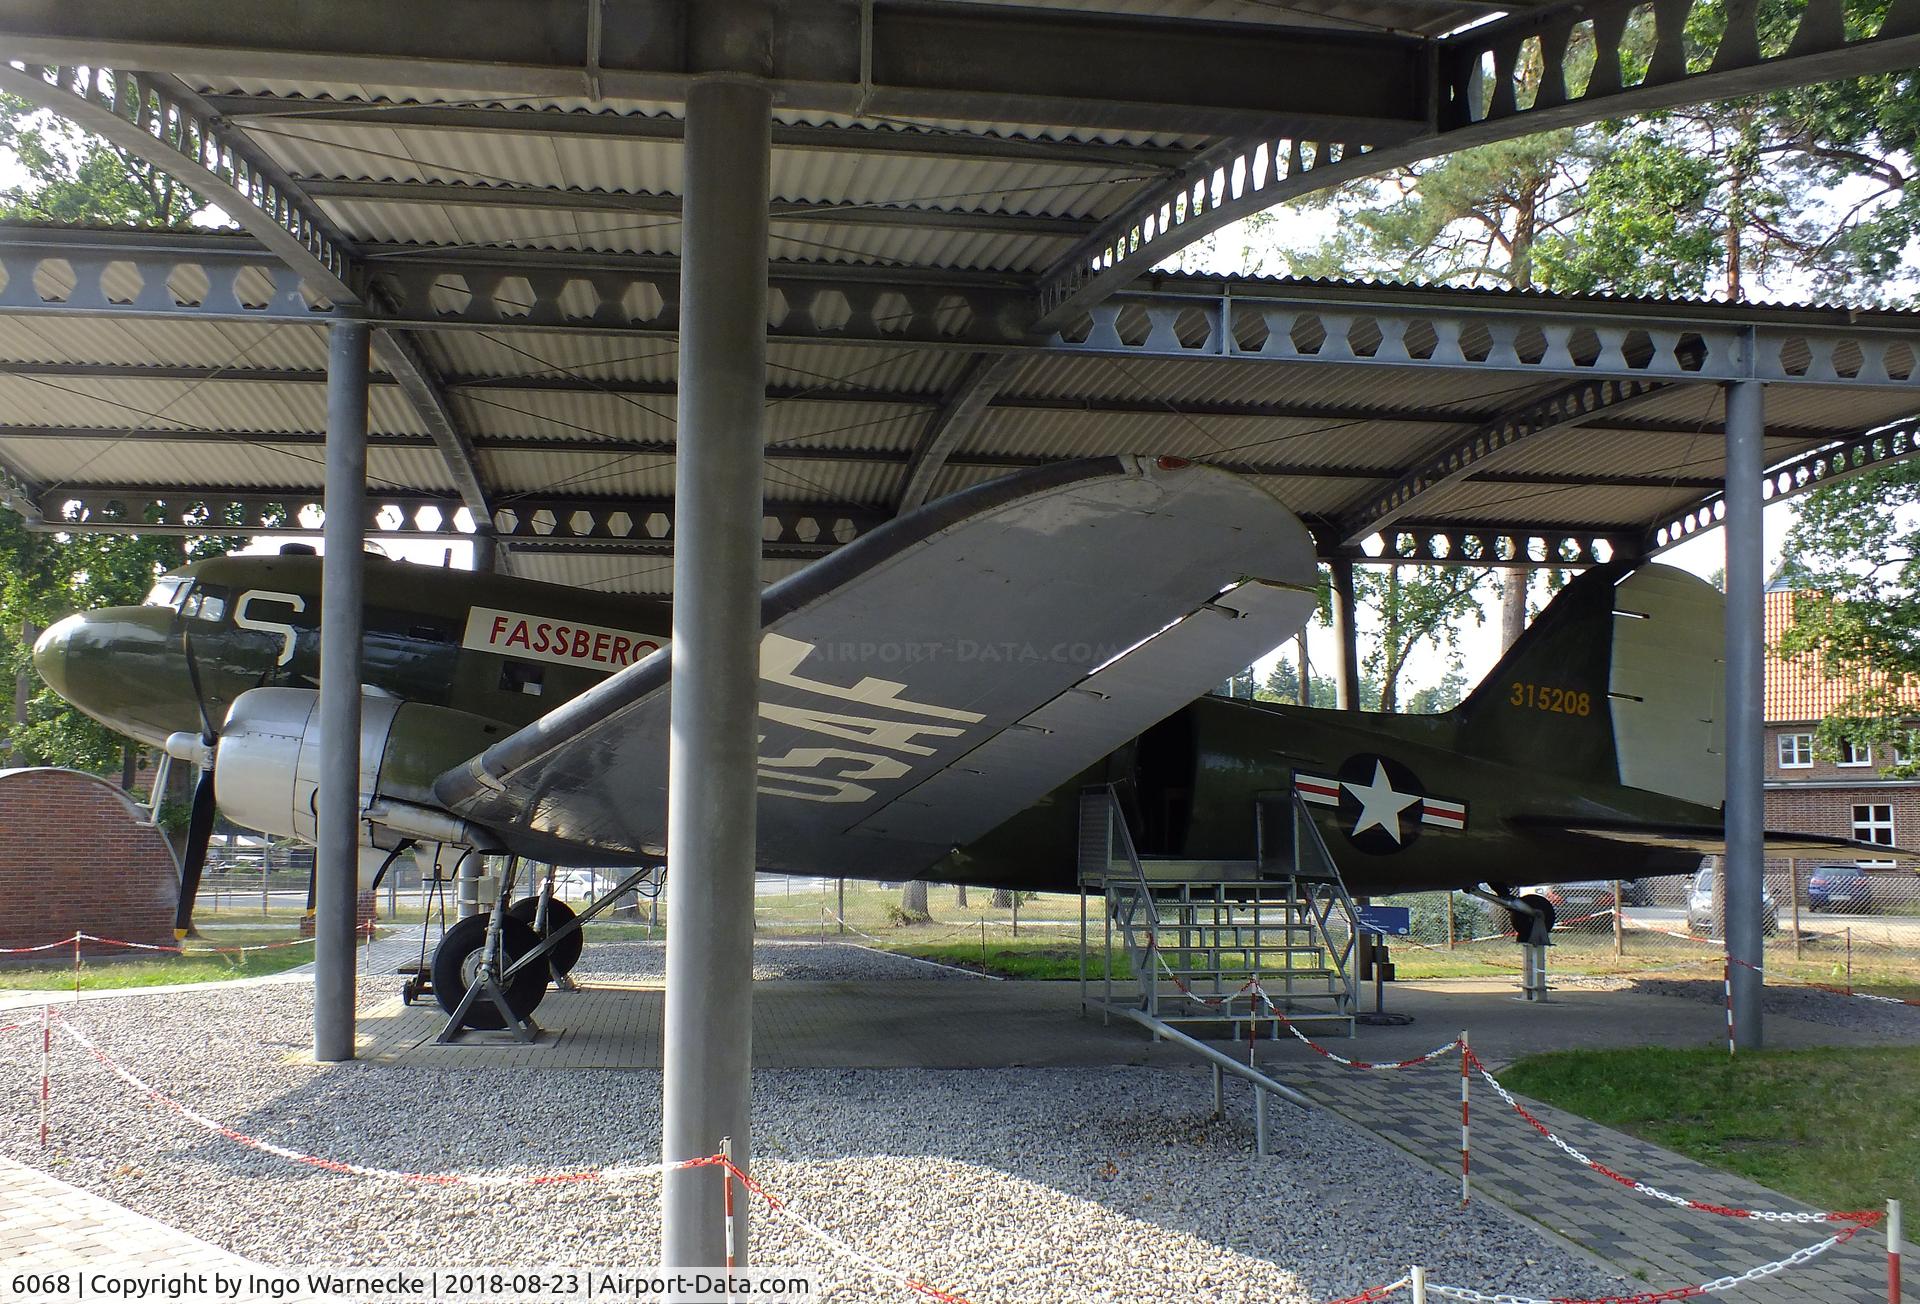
[1453,563,1725,803]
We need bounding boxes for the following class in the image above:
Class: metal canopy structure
[2,0,1915,1263]
[2,225,1918,589]
[0,0,1912,590]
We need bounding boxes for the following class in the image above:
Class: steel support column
[1724,374,1766,1050]
[314,319,369,1063]
[660,77,770,1267]
[1329,559,1362,711]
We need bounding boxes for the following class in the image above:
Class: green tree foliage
[0,98,236,772]
[1258,657,1354,708]
[0,94,212,228]
[1773,461,1920,775]
[1357,566,1495,713]
[1406,669,1471,715]
[1286,9,1917,304]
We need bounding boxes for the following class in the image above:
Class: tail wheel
[430,912,548,1029]
[1507,893,1557,943]
[506,896,584,976]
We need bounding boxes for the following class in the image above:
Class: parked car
[1805,863,1874,913]
[1685,864,1780,937]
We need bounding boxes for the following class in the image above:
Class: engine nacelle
[215,687,510,862]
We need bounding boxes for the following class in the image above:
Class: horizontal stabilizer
[1521,818,1917,863]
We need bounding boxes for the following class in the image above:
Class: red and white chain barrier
[1,929,326,958]
[1464,1047,1879,1227]
[715,1157,973,1304]
[35,1008,976,1303]
[1268,1007,1461,1071]
[55,1011,696,1186]
[1421,1218,1876,1302]
[1326,1276,1411,1303]
[1335,1211,1894,1304]
[1725,952,1920,1010]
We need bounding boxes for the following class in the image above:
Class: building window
[1777,733,1813,769]
[1838,739,1873,767]
[1895,734,1914,767]
[1852,803,1895,846]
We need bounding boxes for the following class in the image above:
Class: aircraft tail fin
[1453,563,1726,804]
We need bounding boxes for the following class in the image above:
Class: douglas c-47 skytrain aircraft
[31,457,1893,1028]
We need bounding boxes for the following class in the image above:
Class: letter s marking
[235,590,306,666]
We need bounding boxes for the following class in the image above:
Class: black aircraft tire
[506,896,585,976]
[430,913,548,1029]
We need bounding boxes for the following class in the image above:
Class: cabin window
[1853,804,1894,846]
[500,661,545,696]
[1776,733,1812,769]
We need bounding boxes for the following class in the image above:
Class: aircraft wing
[1520,818,1920,863]
[433,456,1319,875]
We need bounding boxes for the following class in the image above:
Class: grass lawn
[1497,1045,1920,1214]
[0,927,316,991]
[884,942,1117,980]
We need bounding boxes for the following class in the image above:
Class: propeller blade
[174,766,217,940]
[180,630,216,743]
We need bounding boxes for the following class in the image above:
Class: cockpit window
[183,585,227,623]
[142,578,189,609]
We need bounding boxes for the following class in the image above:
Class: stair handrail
[1085,783,1163,1020]
[1291,789,1361,1006]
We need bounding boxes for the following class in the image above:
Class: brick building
[1764,578,1920,862]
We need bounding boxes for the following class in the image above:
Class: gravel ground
[570,938,985,983]
[1629,975,1920,1035]
[0,974,1623,1303]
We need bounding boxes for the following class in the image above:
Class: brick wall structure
[0,767,178,958]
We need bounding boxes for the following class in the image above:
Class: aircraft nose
[32,614,84,701]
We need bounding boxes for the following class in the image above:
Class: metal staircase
[1079,784,1359,1039]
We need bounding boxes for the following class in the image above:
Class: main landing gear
[1470,883,1555,1002]
[429,857,661,1042]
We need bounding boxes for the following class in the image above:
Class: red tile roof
[1765,588,1920,724]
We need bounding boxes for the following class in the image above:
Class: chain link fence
[1373,862,1920,989]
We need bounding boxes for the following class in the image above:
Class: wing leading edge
[433,456,1319,874]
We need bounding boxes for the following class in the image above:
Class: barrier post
[1891,1198,1903,1304]
[71,933,80,999]
[1410,1264,1427,1304]
[1611,881,1624,958]
[1459,1030,1470,1206]
[1723,956,1736,1058]
[39,1002,51,1150]
[722,1136,736,1270]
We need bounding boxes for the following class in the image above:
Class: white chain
[1424,1225,1852,1303]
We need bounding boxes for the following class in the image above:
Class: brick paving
[1273,1036,1901,1303]
[0,1156,252,1271]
